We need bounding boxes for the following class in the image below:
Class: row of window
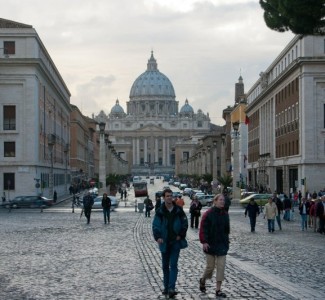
[275,121,299,137]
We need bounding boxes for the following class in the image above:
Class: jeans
[249,216,256,232]
[283,210,290,221]
[103,208,110,223]
[276,214,282,230]
[300,214,307,230]
[161,242,180,292]
[267,219,275,232]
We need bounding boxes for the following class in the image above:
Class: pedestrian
[53,190,57,203]
[152,188,188,298]
[83,191,94,224]
[189,197,202,229]
[199,193,230,298]
[316,196,325,234]
[244,198,260,232]
[283,195,292,221]
[101,193,111,224]
[144,196,154,217]
[264,197,277,233]
[273,193,283,230]
[175,195,185,208]
[155,195,162,212]
[222,189,231,212]
[299,197,310,231]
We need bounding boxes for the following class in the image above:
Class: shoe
[168,290,178,298]
[216,290,227,298]
[199,278,206,292]
[162,289,168,295]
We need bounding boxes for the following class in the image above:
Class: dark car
[8,195,54,208]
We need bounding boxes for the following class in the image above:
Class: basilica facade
[96,52,215,176]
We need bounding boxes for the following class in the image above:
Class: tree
[260,0,325,35]
[217,174,233,190]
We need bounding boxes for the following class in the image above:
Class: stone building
[96,52,215,176]
[245,34,325,195]
[0,18,71,199]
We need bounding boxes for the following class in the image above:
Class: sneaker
[199,278,206,292]
[168,290,178,298]
[216,290,227,298]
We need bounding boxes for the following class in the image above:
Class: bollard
[135,199,137,212]
[72,202,74,213]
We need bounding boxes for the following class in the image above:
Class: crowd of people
[77,183,324,299]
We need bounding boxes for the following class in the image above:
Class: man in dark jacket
[83,191,94,224]
[245,198,260,232]
[152,188,188,298]
[199,194,230,298]
[101,193,111,224]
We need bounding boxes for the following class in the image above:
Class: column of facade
[132,138,136,165]
[162,138,166,166]
[136,138,140,165]
[144,138,148,163]
[155,138,159,163]
[166,138,170,166]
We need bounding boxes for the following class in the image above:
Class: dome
[110,99,125,114]
[180,99,194,113]
[129,51,175,100]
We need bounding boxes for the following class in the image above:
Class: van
[133,176,141,183]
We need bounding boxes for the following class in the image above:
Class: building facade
[0,18,71,199]
[96,52,214,176]
[245,34,325,195]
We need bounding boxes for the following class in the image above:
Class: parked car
[179,183,187,190]
[197,194,215,206]
[239,193,272,208]
[90,195,119,211]
[8,195,54,208]
[183,188,192,196]
[190,190,205,199]
[149,178,154,184]
[172,191,182,201]
[173,181,180,187]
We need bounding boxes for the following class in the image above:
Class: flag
[245,116,250,125]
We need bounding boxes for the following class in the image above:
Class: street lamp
[63,143,69,194]
[99,122,106,193]
[220,133,226,176]
[232,122,241,200]
[48,134,56,198]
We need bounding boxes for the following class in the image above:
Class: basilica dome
[129,52,175,100]
[110,99,125,114]
[180,99,194,114]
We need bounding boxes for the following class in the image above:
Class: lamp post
[232,122,241,201]
[220,133,226,176]
[63,143,69,195]
[99,122,106,193]
[48,134,56,198]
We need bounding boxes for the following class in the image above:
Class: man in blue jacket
[152,188,188,298]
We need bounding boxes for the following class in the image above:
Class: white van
[133,176,141,183]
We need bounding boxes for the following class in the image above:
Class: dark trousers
[145,208,151,217]
[103,208,110,223]
[190,214,200,228]
[84,207,92,223]
[249,216,257,232]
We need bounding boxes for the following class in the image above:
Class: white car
[197,194,214,206]
[85,195,119,211]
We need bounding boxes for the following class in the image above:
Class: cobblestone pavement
[0,198,324,300]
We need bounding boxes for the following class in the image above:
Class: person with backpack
[102,193,111,224]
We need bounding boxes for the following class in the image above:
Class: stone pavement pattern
[0,205,324,300]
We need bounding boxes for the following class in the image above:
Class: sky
[1,0,294,125]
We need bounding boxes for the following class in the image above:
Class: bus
[133,181,148,198]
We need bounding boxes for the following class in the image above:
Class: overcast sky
[2,0,294,125]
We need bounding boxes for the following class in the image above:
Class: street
[0,179,324,300]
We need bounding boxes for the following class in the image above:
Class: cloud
[1,0,295,125]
